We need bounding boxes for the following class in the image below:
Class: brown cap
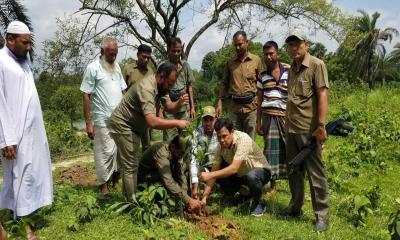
[201,106,216,118]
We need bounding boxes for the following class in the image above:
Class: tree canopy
[77,0,346,62]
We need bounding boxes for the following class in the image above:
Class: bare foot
[0,223,7,240]
[100,183,110,196]
[112,172,120,190]
[25,224,39,240]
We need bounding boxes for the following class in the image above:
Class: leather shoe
[314,220,328,232]
[278,208,303,217]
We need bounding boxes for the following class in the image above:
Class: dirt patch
[185,210,240,240]
[59,164,97,186]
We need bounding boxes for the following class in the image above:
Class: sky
[20,0,400,70]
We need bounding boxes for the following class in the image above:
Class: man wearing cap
[122,44,153,152]
[138,135,202,212]
[0,21,53,239]
[81,36,127,196]
[280,27,330,232]
[189,106,218,199]
[216,31,264,140]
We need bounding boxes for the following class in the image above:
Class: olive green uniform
[163,60,194,141]
[286,52,330,221]
[122,61,154,151]
[219,52,263,139]
[138,142,190,203]
[107,74,169,199]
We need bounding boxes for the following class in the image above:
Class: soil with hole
[185,209,240,240]
[59,165,96,186]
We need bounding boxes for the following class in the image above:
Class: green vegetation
[1,85,399,239]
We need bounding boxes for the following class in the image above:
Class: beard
[158,87,168,96]
[100,56,117,74]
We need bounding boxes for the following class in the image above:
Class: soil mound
[59,165,96,186]
[186,210,240,240]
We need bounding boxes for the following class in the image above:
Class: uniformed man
[107,63,190,200]
[216,31,264,140]
[280,27,330,232]
[122,44,153,90]
[163,37,196,141]
[122,44,153,151]
[199,118,271,217]
[138,135,202,211]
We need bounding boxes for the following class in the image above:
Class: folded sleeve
[137,83,157,115]
[80,64,96,94]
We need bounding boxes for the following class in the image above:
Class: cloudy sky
[21,0,400,70]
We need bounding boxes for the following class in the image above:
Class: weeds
[110,183,176,226]
[67,195,99,231]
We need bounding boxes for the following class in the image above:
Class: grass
[1,85,400,239]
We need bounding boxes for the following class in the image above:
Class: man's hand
[256,121,263,136]
[176,120,190,129]
[86,122,95,139]
[178,93,189,107]
[200,196,207,208]
[215,99,222,118]
[187,198,202,212]
[312,126,327,144]
[2,145,17,160]
[199,172,212,182]
[191,184,199,199]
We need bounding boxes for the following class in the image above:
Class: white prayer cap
[6,20,31,34]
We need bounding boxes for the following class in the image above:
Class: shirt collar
[234,52,253,62]
[134,60,148,71]
[229,131,238,149]
[292,52,311,70]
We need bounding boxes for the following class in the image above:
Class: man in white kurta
[0,21,53,223]
[80,36,127,196]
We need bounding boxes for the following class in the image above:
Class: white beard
[100,56,117,74]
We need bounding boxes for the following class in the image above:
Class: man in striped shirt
[256,41,289,195]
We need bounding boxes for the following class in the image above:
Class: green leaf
[354,195,371,210]
[115,203,132,214]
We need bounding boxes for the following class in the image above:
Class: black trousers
[217,162,271,203]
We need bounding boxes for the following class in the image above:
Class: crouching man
[138,135,202,212]
[199,118,271,217]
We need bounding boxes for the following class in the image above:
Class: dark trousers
[286,133,330,221]
[217,164,271,203]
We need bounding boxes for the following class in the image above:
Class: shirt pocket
[294,77,313,97]
[245,68,257,83]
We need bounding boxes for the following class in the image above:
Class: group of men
[0,19,330,239]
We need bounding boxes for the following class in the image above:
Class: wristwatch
[318,122,326,128]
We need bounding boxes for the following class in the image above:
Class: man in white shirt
[80,36,127,196]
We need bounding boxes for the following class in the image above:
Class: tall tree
[351,10,398,89]
[38,16,99,76]
[0,0,33,51]
[77,0,346,61]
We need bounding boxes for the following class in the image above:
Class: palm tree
[375,43,400,85]
[0,0,33,49]
[387,42,400,63]
[352,10,398,89]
